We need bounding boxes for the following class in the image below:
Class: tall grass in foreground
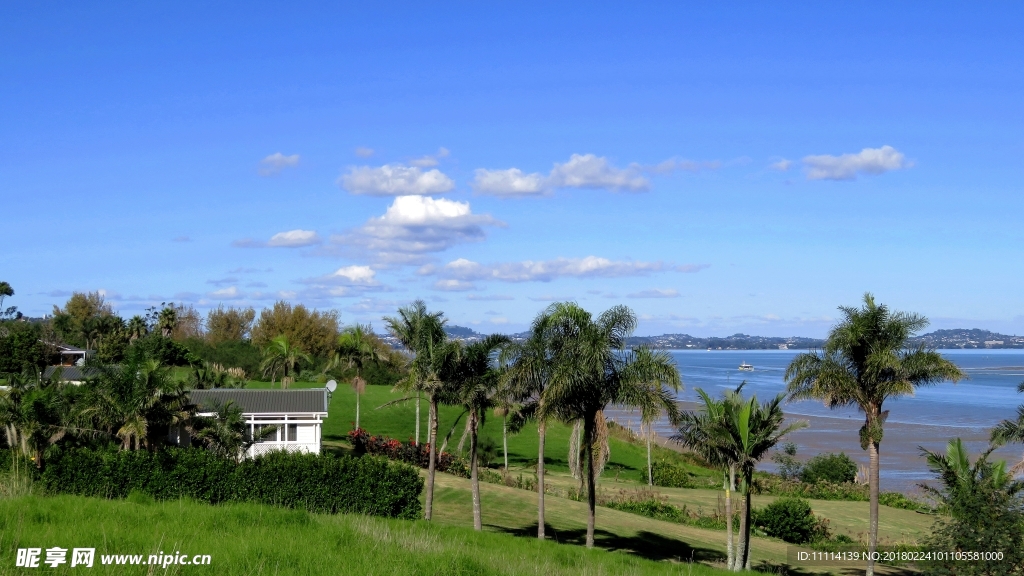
[0,495,729,576]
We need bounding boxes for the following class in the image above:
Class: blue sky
[3,3,1022,336]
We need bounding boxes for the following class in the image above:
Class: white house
[188,388,330,458]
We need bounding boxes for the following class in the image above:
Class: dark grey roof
[43,366,100,381]
[189,389,329,415]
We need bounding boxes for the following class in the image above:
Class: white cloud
[354,146,375,158]
[472,154,649,197]
[628,288,680,298]
[409,147,451,168]
[769,159,792,171]
[339,164,455,196]
[329,265,378,285]
[432,279,476,291]
[208,286,243,300]
[259,152,300,176]
[433,256,679,283]
[802,145,910,181]
[330,196,503,264]
[267,229,321,247]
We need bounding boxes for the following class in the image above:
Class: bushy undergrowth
[650,460,716,489]
[751,497,831,544]
[348,428,470,478]
[800,452,858,484]
[601,488,736,531]
[753,474,931,511]
[39,447,423,519]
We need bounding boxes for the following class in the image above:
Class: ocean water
[608,349,1024,491]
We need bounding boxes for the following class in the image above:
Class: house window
[286,424,297,442]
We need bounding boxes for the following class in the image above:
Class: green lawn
[0,495,735,576]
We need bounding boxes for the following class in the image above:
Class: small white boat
[738,362,753,371]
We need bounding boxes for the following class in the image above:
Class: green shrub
[878,491,930,512]
[650,460,695,488]
[40,447,423,519]
[752,497,830,544]
[754,474,870,501]
[800,452,858,484]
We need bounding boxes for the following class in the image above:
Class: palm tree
[332,324,385,430]
[158,306,178,338]
[500,309,557,539]
[126,315,148,343]
[991,382,1024,473]
[384,300,445,446]
[449,334,509,531]
[191,400,275,461]
[0,281,13,309]
[260,335,311,388]
[785,293,965,576]
[543,302,682,548]
[675,387,739,568]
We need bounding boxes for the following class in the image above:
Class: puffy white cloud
[549,154,649,191]
[802,145,910,181]
[258,152,300,176]
[339,164,455,196]
[330,196,503,264]
[628,288,680,298]
[208,286,243,300]
[433,256,676,283]
[471,168,548,196]
[329,265,377,285]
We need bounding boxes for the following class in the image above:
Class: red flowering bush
[348,429,469,478]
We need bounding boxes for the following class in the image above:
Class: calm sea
[608,349,1024,492]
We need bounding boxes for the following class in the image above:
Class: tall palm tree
[543,302,682,548]
[675,387,740,568]
[449,334,509,531]
[500,309,557,539]
[333,324,385,430]
[384,300,445,446]
[785,293,965,576]
[260,335,311,388]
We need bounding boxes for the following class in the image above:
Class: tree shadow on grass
[490,522,725,564]
[752,560,920,576]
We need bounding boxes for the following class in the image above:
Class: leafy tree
[260,335,311,388]
[800,452,858,484]
[251,301,340,360]
[52,291,115,347]
[543,302,682,548]
[920,438,1024,576]
[0,321,46,373]
[772,441,803,481]
[785,293,965,576]
[500,309,557,540]
[205,305,256,344]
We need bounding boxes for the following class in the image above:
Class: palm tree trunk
[355,390,360,430]
[867,438,880,576]
[645,422,653,486]
[425,396,438,521]
[415,391,421,445]
[470,409,482,531]
[585,413,597,548]
[502,415,508,471]
[734,478,747,572]
[537,420,546,540]
[726,464,735,569]
[743,477,753,571]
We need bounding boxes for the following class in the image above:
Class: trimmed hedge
[40,447,423,519]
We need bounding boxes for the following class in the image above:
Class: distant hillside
[911,328,1024,349]
[383,325,1024,350]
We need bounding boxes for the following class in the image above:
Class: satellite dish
[326,380,337,393]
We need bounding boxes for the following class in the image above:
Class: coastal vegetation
[2,282,1023,573]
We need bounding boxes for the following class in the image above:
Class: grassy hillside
[0,495,733,576]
